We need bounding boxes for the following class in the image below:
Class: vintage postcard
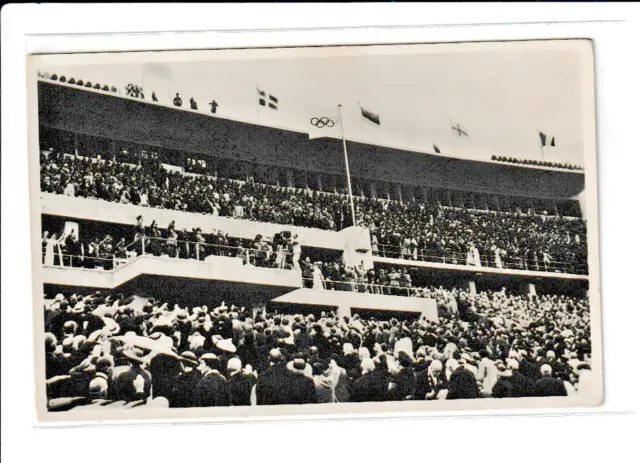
[27,39,603,423]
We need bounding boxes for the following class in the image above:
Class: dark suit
[109,365,152,402]
[256,364,317,405]
[350,370,391,402]
[226,372,257,406]
[388,367,416,401]
[171,369,201,408]
[533,377,567,397]
[507,371,534,397]
[194,371,231,407]
[446,368,479,400]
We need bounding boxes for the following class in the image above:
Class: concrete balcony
[43,254,303,307]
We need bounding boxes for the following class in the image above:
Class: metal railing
[140,236,296,270]
[43,235,298,272]
[302,277,418,297]
[372,243,588,275]
[42,252,117,270]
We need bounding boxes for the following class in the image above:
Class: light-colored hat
[215,338,236,353]
[227,357,242,373]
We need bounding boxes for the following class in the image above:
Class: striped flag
[257,87,278,110]
[360,105,380,126]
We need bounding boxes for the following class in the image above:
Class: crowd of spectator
[362,199,588,274]
[302,258,415,296]
[39,71,119,94]
[39,73,212,114]
[491,155,583,171]
[43,286,594,411]
[43,216,303,272]
[40,150,588,274]
[125,83,144,99]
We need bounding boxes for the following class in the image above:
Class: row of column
[465,280,537,297]
[71,130,563,215]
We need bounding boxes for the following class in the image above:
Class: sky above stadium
[44,42,590,166]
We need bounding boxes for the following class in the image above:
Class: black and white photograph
[27,39,602,422]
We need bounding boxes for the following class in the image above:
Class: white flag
[306,106,342,140]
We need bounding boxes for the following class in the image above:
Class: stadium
[37,66,595,412]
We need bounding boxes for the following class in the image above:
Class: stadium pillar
[422,187,429,205]
[447,190,453,207]
[396,184,403,202]
[369,182,376,199]
[317,173,323,191]
[336,304,352,320]
[73,133,79,156]
[526,282,537,297]
[466,279,477,296]
[552,200,559,216]
[109,140,117,162]
[286,170,294,188]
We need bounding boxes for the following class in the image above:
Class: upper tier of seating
[40,150,589,275]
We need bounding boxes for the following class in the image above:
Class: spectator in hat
[256,349,317,405]
[226,357,256,406]
[350,355,392,402]
[109,348,152,402]
[388,350,416,401]
[172,352,201,408]
[532,364,568,397]
[209,100,218,114]
[445,366,479,400]
[194,354,231,407]
[173,93,182,107]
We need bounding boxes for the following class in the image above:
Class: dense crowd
[362,200,588,274]
[40,150,588,274]
[42,218,302,271]
[39,71,119,94]
[491,155,583,171]
[43,286,594,411]
[302,258,415,296]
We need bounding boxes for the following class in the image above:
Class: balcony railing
[42,235,297,272]
[372,243,588,275]
[302,277,418,297]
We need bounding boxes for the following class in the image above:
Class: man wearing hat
[350,354,392,402]
[134,215,145,255]
[532,364,568,397]
[226,357,256,406]
[388,350,417,401]
[171,352,201,408]
[194,354,231,407]
[109,348,152,403]
[256,349,317,405]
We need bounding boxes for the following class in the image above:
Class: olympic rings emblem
[310,116,336,128]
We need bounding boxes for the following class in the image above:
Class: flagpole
[537,129,546,162]
[338,104,357,227]
[449,117,457,156]
[255,84,261,124]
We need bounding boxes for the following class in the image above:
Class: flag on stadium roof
[451,123,469,137]
[257,87,278,110]
[539,131,556,147]
[359,105,380,126]
[306,106,342,140]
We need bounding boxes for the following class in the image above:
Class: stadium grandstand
[37,76,594,411]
